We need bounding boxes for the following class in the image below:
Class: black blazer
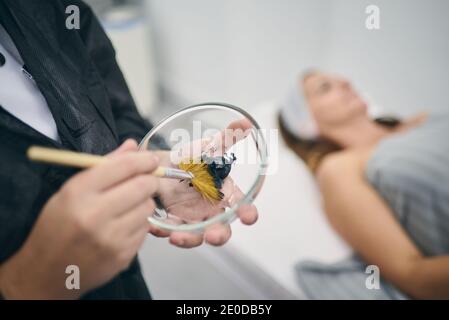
[0,0,152,299]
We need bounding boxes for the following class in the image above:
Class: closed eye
[317,81,331,94]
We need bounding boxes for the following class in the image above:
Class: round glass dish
[139,102,268,232]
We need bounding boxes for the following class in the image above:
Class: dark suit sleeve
[70,0,152,143]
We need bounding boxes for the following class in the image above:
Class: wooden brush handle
[27,146,170,177]
[28,146,105,168]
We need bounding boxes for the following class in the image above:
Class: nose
[340,79,351,89]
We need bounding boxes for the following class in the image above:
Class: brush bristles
[178,160,224,202]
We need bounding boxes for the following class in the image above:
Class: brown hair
[278,112,339,173]
[278,112,400,173]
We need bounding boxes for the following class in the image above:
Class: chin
[352,99,368,115]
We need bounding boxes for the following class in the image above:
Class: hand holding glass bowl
[138,103,268,247]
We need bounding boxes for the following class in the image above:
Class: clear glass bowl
[139,102,268,232]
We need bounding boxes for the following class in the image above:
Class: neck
[322,117,390,148]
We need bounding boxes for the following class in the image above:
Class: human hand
[0,140,159,299]
[149,119,259,248]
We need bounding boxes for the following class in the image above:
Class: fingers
[204,223,232,246]
[170,139,206,164]
[169,231,204,248]
[75,152,159,192]
[148,224,171,238]
[205,118,253,155]
[121,223,150,261]
[114,198,155,236]
[236,203,258,225]
[170,118,253,163]
[100,174,159,217]
[107,139,138,158]
[168,222,232,247]
[150,223,232,247]
[233,186,258,225]
[218,178,236,208]
[226,118,253,132]
[220,118,252,153]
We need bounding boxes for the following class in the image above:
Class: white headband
[279,78,383,140]
[279,80,319,140]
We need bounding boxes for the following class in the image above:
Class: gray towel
[296,113,449,299]
[296,255,408,300]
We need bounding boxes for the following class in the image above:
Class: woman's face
[303,72,368,131]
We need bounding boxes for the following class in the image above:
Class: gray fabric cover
[296,255,408,300]
[296,113,449,299]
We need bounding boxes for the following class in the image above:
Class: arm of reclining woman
[316,147,449,299]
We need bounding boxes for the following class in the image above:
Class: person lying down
[278,70,449,299]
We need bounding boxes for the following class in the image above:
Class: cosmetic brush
[27,146,229,202]
[27,146,194,180]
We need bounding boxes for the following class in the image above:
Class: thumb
[107,139,139,158]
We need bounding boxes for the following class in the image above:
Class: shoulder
[367,116,449,195]
[316,147,375,184]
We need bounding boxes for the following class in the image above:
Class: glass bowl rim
[138,102,268,232]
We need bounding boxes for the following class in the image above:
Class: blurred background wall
[324,0,449,116]
[145,0,449,119]
[88,0,449,120]
[145,0,331,118]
